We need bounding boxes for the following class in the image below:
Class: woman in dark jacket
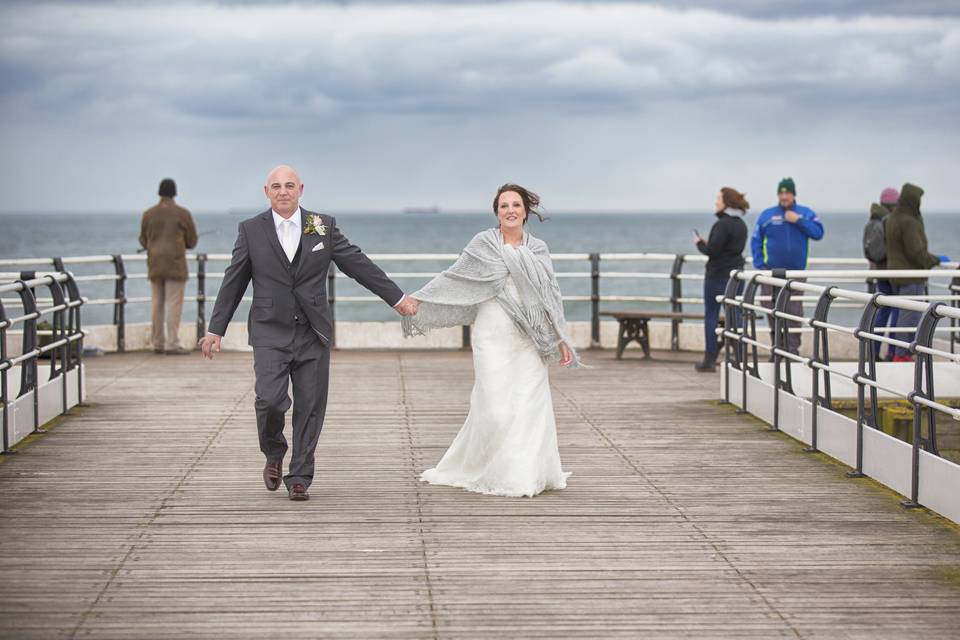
[693,187,749,372]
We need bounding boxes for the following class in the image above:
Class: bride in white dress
[403,184,579,497]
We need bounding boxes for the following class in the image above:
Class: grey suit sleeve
[208,222,252,336]
[329,217,404,306]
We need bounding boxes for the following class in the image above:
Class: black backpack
[863,217,886,264]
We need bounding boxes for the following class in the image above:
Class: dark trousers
[704,277,730,354]
[704,277,744,359]
[893,282,925,358]
[253,322,330,489]
[760,283,803,354]
[872,279,898,359]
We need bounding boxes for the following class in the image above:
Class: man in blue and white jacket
[750,177,825,354]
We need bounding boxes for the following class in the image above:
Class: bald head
[266,165,301,186]
[264,165,304,217]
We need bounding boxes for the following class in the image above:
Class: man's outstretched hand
[395,295,420,317]
[198,334,222,360]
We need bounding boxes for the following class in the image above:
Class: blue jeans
[704,277,738,355]
[872,280,898,359]
[894,282,924,357]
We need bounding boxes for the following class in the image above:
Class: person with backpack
[862,187,899,360]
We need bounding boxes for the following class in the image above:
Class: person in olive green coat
[139,178,198,354]
[884,183,949,360]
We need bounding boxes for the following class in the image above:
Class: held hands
[394,295,420,317]
[559,342,573,367]
[198,334,222,360]
[784,210,801,223]
[692,231,703,246]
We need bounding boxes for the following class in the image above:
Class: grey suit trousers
[253,322,330,490]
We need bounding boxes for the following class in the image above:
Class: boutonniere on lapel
[304,215,327,237]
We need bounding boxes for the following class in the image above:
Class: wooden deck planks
[0,349,959,639]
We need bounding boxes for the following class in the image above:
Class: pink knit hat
[880,187,899,204]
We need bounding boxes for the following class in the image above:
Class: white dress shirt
[272,207,302,263]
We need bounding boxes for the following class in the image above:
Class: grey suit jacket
[208,209,404,348]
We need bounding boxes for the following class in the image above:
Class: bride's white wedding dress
[420,275,570,498]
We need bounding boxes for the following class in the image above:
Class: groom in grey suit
[200,165,418,501]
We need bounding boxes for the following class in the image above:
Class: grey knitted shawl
[401,228,582,368]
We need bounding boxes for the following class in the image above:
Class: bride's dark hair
[492,183,547,223]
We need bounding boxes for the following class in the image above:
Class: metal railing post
[737,275,762,414]
[62,272,85,406]
[51,258,70,412]
[111,254,127,352]
[327,265,337,348]
[848,293,883,479]
[669,254,685,351]
[770,279,797,432]
[951,273,959,354]
[14,277,41,435]
[590,253,601,348]
[46,276,69,415]
[903,302,945,508]
[51,259,74,408]
[806,286,837,453]
[0,295,9,454]
[196,253,207,341]
[720,274,743,405]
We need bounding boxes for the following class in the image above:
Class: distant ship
[402,206,442,215]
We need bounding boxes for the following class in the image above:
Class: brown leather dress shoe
[288,483,309,501]
[263,460,283,491]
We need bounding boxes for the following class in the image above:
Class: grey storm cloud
[0,1,958,211]
[3,2,958,122]
[13,0,960,17]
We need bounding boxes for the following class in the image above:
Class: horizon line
[2,208,957,216]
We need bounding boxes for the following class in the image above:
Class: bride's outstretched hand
[559,342,573,367]
[395,295,421,316]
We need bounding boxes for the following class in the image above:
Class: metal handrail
[0,271,85,453]
[2,254,957,352]
[718,268,960,512]
[0,251,737,350]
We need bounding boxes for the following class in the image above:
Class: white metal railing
[1,253,957,351]
[0,271,85,451]
[718,268,960,518]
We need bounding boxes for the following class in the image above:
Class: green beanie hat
[777,177,796,195]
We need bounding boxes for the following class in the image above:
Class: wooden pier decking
[1,349,959,639]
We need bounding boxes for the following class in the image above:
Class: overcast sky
[1,0,958,213]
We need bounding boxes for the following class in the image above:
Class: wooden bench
[601,310,714,359]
